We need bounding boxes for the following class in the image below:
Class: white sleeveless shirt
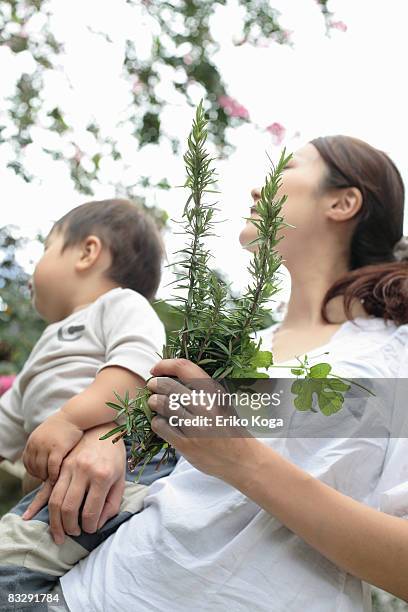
[61,316,408,612]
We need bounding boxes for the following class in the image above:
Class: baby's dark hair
[53,199,163,300]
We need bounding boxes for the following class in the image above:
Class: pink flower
[73,146,84,164]
[218,95,250,120]
[329,20,347,32]
[279,29,293,44]
[0,375,15,396]
[132,78,144,95]
[266,122,286,145]
[183,54,193,65]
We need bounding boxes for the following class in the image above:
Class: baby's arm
[60,365,144,429]
[23,366,145,483]
[24,288,165,483]
[0,377,27,463]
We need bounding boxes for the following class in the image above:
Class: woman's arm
[225,441,408,602]
[147,358,408,602]
[22,366,143,483]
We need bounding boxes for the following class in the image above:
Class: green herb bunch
[101,101,371,479]
[161,101,290,379]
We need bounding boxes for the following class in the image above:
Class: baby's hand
[23,413,84,483]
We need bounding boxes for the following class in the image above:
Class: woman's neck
[281,258,367,330]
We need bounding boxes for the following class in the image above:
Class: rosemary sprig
[101,101,373,479]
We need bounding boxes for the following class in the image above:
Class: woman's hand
[22,422,126,545]
[148,360,408,602]
[147,358,263,486]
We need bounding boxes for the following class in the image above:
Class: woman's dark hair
[53,199,163,300]
[310,135,408,326]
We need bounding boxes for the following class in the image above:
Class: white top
[61,316,408,612]
[0,287,166,462]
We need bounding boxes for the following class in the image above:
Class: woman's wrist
[219,437,270,492]
[224,439,314,512]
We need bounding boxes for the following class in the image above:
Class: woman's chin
[242,242,258,253]
[238,228,257,252]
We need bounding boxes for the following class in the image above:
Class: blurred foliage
[0,225,45,373]
[152,299,184,336]
[0,0,324,371]
[0,0,332,195]
[121,194,170,231]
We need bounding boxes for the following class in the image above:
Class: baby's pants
[0,482,146,611]
[0,450,177,611]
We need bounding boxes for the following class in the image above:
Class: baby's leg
[0,481,147,611]
[47,583,70,612]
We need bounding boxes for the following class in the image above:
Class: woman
[29,136,408,609]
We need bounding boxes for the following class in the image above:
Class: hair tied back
[393,236,408,262]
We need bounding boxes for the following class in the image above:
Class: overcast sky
[1,0,407,304]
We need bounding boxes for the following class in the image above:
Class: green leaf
[99,425,126,440]
[317,389,345,416]
[247,371,270,379]
[291,377,350,415]
[212,339,231,355]
[113,390,125,405]
[309,363,332,378]
[324,378,350,392]
[218,364,235,379]
[140,396,153,423]
[106,401,123,411]
[250,350,273,369]
[197,358,218,365]
[291,379,314,412]
[212,365,227,378]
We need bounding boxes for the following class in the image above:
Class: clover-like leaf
[291,377,350,415]
[309,363,332,378]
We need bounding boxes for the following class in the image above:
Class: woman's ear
[327,187,363,222]
[75,235,104,272]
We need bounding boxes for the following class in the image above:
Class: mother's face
[239,143,329,260]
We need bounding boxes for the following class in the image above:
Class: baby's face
[31,229,77,322]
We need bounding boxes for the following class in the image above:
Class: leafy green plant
[0,226,45,373]
[101,101,373,478]
[1,0,339,194]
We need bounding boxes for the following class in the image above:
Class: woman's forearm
[147,362,408,600]
[226,440,408,601]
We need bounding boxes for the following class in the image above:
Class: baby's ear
[75,235,104,271]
